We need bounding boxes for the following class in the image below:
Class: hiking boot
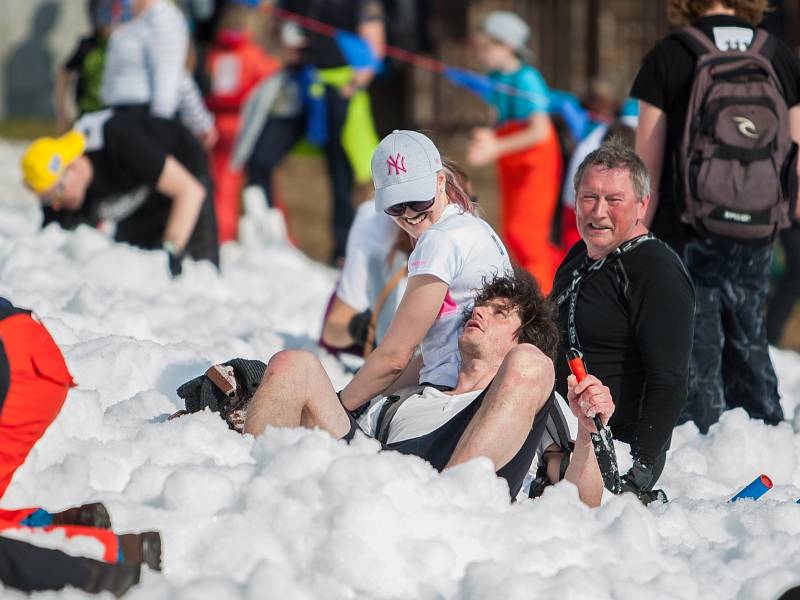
[119,531,162,572]
[51,503,112,529]
[84,560,141,597]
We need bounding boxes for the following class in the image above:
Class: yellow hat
[21,130,86,193]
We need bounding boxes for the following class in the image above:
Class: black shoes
[51,502,112,529]
[119,531,163,572]
[84,560,142,597]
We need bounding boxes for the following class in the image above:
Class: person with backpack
[632,0,800,432]
[244,0,386,265]
[552,140,696,495]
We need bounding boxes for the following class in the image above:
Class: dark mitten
[620,459,656,493]
[176,374,227,413]
[621,459,668,505]
[164,244,184,278]
[223,358,267,397]
[347,309,372,347]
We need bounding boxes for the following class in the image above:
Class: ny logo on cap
[386,153,407,176]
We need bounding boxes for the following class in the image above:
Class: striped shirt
[177,73,214,134]
[101,0,210,132]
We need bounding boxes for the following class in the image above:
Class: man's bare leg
[445,344,554,471]
[243,350,352,438]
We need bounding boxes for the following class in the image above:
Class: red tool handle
[566,348,587,383]
[566,348,604,432]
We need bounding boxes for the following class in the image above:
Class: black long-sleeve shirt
[552,237,695,464]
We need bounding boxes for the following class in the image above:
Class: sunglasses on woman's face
[384,198,436,217]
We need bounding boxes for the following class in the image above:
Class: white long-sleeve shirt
[101,0,189,118]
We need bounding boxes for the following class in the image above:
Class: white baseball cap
[371,130,442,213]
[481,11,533,61]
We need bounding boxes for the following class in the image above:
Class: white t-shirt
[336,202,408,343]
[407,204,512,387]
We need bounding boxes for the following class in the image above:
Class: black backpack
[675,26,798,240]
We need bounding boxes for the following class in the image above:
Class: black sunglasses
[384,198,435,217]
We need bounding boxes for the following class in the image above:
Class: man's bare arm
[156,155,205,251]
[563,374,615,507]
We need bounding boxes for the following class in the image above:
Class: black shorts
[342,392,556,499]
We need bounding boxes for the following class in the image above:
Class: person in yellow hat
[21,110,219,275]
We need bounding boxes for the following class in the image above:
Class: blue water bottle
[730,474,773,502]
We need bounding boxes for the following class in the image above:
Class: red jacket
[205,30,280,113]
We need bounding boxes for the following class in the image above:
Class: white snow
[1,139,800,599]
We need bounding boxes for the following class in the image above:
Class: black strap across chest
[555,234,655,352]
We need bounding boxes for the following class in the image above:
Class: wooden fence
[391,0,798,131]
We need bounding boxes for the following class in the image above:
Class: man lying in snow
[238,270,615,506]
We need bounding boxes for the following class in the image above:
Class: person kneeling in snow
[20,109,219,277]
[0,298,161,595]
[244,270,614,506]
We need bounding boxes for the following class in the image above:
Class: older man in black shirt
[552,139,695,494]
[21,109,219,276]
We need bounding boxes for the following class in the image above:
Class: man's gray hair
[573,138,651,201]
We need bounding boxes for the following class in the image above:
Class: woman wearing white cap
[337,130,512,413]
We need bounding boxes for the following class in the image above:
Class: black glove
[621,459,668,505]
[223,358,266,397]
[176,374,227,413]
[163,242,184,277]
[347,309,372,347]
[175,358,267,414]
[620,459,655,493]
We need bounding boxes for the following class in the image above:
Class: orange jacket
[205,30,280,113]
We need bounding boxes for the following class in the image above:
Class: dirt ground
[273,134,800,352]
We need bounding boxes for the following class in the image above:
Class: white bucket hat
[481,11,534,62]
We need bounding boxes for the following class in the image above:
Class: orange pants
[496,121,563,294]
[211,112,294,244]
[211,112,244,244]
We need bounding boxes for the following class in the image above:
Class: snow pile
[1,139,800,599]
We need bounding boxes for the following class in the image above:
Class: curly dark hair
[463,268,560,362]
[667,0,768,25]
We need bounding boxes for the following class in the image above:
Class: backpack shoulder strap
[748,28,775,59]
[673,26,719,57]
[375,385,424,444]
[544,394,573,479]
